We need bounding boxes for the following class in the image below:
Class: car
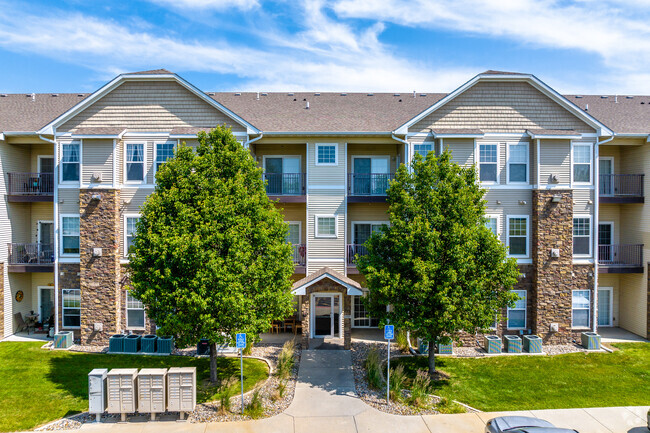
[485,416,579,433]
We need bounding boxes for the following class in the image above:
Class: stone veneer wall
[59,263,81,340]
[0,263,4,338]
[532,189,594,344]
[79,189,121,345]
[300,279,352,349]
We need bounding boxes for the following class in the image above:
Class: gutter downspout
[593,135,614,333]
[244,132,264,150]
[391,133,409,166]
[39,134,59,335]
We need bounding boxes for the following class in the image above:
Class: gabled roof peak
[481,70,528,76]
[125,68,174,75]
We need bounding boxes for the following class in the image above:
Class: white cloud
[148,0,259,10]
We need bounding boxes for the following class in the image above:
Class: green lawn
[0,342,269,432]
[390,343,650,412]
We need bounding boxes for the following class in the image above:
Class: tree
[357,150,520,377]
[128,126,295,383]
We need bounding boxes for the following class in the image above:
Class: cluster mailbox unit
[90,367,196,422]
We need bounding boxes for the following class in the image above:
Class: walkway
[67,349,648,433]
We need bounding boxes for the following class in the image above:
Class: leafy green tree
[357,150,519,376]
[129,126,295,383]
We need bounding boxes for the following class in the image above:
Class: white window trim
[123,141,147,184]
[571,142,593,186]
[351,221,389,244]
[315,214,338,238]
[315,143,339,166]
[477,142,500,185]
[485,214,501,238]
[124,213,141,257]
[37,155,54,174]
[153,141,176,179]
[61,288,81,329]
[286,221,302,244]
[60,214,80,258]
[507,290,527,330]
[573,214,592,258]
[59,140,81,185]
[571,289,591,329]
[126,291,146,330]
[506,142,529,185]
[506,215,529,258]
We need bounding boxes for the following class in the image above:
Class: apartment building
[1,69,648,349]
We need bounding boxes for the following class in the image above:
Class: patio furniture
[271,321,282,334]
[283,319,296,333]
[294,322,303,335]
[24,314,38,334]
[14,312,27,333]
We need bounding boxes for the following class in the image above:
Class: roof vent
[575,95,583,98]
[420,93,427,97]
[207,92,215,96]
[314,93,320,96]
[0,94,6,97]
[51,94,59,97]
[77,94,84,97]
[626,96,633,99]
[340,93,347,96]
[642,102,645,105]
[256,92,260,100]
[30,93,35,101]
[601,95,608,99]
[235,92,241,96]
[287,93,294,96]
[413,90,416,98]
[367,93,374,96]
[305,101,310,109]
[293,98,297,101]
[398,99,402,102]
[393,93,400,97]
[261,92,268,96]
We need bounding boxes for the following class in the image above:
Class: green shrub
[365,348,383,389]
[244,389,264,419]
[389,364,406,402]
[408,369,431,407]
[272,380,287,401]
[396,329,410,352]
[436,397,465,414]
[277,340,295,380]
[218,377,237,414]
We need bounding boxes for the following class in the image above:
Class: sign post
[236,333,247,414]
[384,322,394,404]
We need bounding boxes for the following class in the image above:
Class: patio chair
[14,312,27,333]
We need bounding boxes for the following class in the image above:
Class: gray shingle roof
[564,95,650,134]
[0,93,90,132]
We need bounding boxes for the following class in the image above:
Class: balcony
[7,173,54,202]
[347,173,395,202]
[8,243,54,272]
[598,244,644,273]
[292,244,306,274]
[599,174,644,203]
[264,173,306,203]
[346,244,368,274]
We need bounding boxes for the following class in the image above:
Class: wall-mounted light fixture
[519,200,527,205]
[552,195,562,203]
[496,200,502,205]
[91,194,101,201]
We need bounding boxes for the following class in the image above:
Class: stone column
[79,189,121,345]
[301,279,351,349]
[532,189,594,344]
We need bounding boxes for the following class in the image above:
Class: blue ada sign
[384,324,394,340]
[236,333,247,349]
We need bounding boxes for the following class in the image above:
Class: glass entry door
[313,294,340,337]
[598,223,613,263]
[39,287,54,326]
[599,158,613,196]
[598,287,613,327]
[265,157,301,195]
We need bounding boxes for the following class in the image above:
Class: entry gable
[397,72,612,137]
[292,267,363,296]
[40,71,258,135]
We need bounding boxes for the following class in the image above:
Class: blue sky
[1,0,649,94]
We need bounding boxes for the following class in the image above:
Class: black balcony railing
[292,244,306,266]
[8,243,54,265]
[347,244,368,265]
[7,172,54,196]
[264,173,306,196]
[599,174,644,197]
[598,244,643,268]
[348,173,395,196]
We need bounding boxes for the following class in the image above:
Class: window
[315,215,337,238]
[61,142,80,182]
[126,292,145,329]
[507,290,527,329]
[507,216,528,257]
[126,143,145,182]
[316,144,337,165]
[479,143,498,182]
[573,144,592,183]
[485,216,499,236]
[125,216,140,255]
[353,295,379,327]
[414,142,434,158]
[61,216,80,255]
[155,142,174,173]
[572,289,591,328]
[573,217,591,256]
[508,143,528,183]
[62,289,80,328]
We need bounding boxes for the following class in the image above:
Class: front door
[599,158,613,196]
[38,221,54,262]
[313,294,340,338]
[353,157,389,195]
[39,287,54,326]
[265,157,301,195]
[598,287,613,327]
[598,222,613,263]
[38,157,54,193]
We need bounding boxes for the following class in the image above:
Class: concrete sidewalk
[67,350,647,433]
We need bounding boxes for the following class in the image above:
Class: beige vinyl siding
[60,81,246,133]
[347,203,390,237]
[30,144,54,172]
[443,138,474,167]
[484,190,533,245]
[31,203,54,244]
[308,142,345,186]
[58,189,80,213]
[599,145,621,174]
[9,273,32,333]
[573,189,594,214]
[280,203,307,243]
[618,273,647,337]
[347,144,400,173]
[539,139,571,186]
[119,188,152,257]
[307,193,346,274]
[597,274,620,327]
[256,143,307,172]
[180,139,200,151]
[146,142,154,184]
[411,81,595,133]
[599,204,620,243]
[82,139,114,185]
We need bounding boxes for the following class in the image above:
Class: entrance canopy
[292,267,363,296]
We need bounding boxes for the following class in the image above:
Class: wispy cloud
[148,0,259,10]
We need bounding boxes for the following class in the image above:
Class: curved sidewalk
[73,349,648,433]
